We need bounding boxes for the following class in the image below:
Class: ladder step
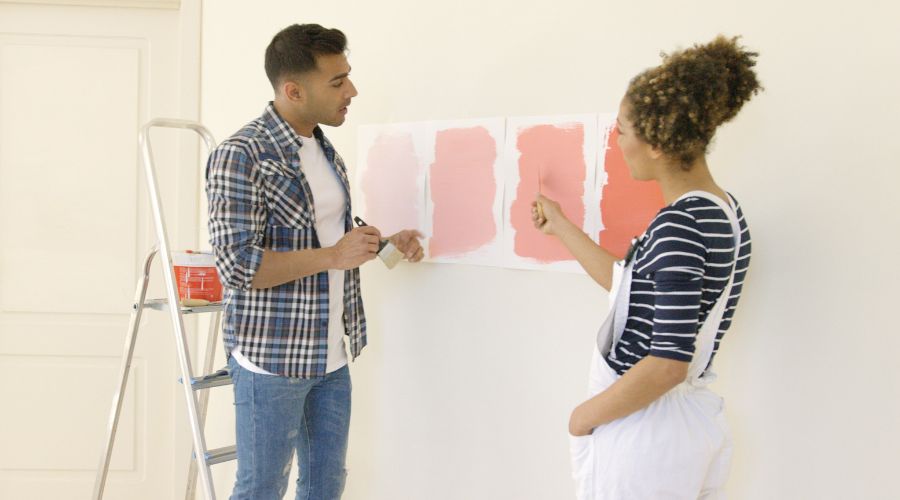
[141,298,224,314]
[201,445,237,465]
[188,368,232,390]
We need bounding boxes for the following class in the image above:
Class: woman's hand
[532,193,571,236]
[568,404,594,437]
[567,356,690,436]
[530,193,617,289]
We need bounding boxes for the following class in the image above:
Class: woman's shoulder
[643,200,703,240]
[668,194,745,231]
[670,193,750,251]
[636,203,705,269]
[642,192,749,244]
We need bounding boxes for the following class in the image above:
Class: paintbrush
[536,163,545,220]
[352,216,404,269]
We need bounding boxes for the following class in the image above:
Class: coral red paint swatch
[511,124,586,262]
[429,127,498,257]
[361,132,422,236]
[599,128,665,257]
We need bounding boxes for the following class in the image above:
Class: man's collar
[263,102,307,151]
[262,102,334,155]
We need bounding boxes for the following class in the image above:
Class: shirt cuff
[227,243,265,290]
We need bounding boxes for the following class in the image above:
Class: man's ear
[282,79,304,103]
[648,145,664,160]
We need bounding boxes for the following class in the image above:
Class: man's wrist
[320,246,339,270]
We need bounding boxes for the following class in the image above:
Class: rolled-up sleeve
[649,270,704,361]
[206,144,266,290]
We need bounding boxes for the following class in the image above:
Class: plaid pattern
[206,103,366,378]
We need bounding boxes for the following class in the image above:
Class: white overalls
[570,191,742,500]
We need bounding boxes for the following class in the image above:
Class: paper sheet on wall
[357,119,506,267]
[425,118,506,266]
[501,114,599,273]
[356,123,429,238]
[355,113,663,273]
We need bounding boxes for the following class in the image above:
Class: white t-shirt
[232,132,349,375]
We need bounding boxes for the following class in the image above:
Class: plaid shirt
[206,103,366,378]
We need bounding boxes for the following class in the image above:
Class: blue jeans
[228,356,351,500]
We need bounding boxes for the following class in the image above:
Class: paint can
[172,251,222,305]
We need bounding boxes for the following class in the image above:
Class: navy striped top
[605,194,752,375]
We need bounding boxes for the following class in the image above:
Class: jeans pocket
[227,356,240,384]
[228,357,251,407]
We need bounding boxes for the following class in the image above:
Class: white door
[0,1,202,499]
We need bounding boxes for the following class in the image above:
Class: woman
[533,36,761,499]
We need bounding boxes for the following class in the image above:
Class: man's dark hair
[264,24,347,89]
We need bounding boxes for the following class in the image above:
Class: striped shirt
[605,194,751,375]
[206,103,366,379]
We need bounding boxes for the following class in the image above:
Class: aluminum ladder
[92,119,234,500]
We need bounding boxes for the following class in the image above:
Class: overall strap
[674,191,742,382]
[596,260,634,356]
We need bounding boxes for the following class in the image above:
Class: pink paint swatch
[510,124,586,262]
[599,128,664,257]
[429,127,498,257]
[361,132,423,236]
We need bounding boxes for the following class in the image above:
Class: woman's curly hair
[625,35,763,169]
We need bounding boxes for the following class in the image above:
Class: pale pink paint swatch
[510,124,586,262]
[429,127,498,258]
[361,132,423,236]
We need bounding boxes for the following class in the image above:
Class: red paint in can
[172,251,222,303]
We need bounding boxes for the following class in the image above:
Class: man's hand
[331,226,381,270]
[388,229,425,263]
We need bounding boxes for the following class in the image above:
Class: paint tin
[172,251,222,304]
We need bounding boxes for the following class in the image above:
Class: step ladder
[92,119,233,500]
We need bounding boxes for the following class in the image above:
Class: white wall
[200,1,900,498]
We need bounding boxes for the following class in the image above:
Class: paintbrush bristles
[378,240,403,269]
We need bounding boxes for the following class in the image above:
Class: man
[206,24,424,500]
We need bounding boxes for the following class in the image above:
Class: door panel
[0,2,200,499]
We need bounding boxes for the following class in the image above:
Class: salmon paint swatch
[360,132,423,236]
[510,124,586,262]
[429,127,498,257]
[599,128,665,257]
